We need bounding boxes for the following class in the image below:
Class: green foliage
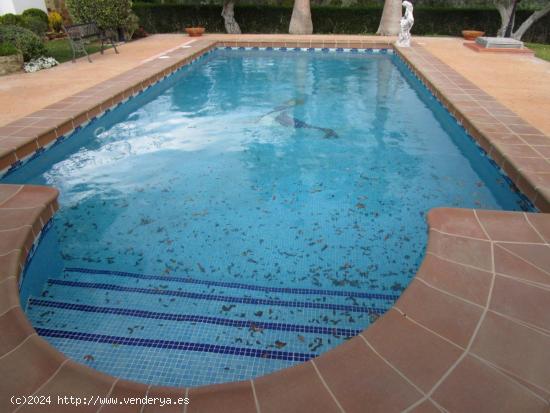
[526,43,550,61]
[48,11,64,32]
[0,13,23,26]
[22,15,49,37]
[0,41,19,56]
[0,25,47,61]
[124,12,140,39]
[132,3,550,43]
[21,8,49,24]
[66,0,133,30]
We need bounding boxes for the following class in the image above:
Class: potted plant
[185,24,205,37]
[462,30,485,41]
[0,42,23,75]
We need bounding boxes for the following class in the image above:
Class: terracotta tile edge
[393,44,550,212]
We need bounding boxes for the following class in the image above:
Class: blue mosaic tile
[36,328,317,362]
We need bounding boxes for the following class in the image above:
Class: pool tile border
[0,36,549,412]
[45,278,386,314]
[394,44,550,212]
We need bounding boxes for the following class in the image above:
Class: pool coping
[1,37,549,412]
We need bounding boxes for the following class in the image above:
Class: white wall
[0,0,47,15]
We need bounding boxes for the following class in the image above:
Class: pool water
[7,48,531,387]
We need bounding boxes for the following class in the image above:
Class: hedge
[133,4,550,43]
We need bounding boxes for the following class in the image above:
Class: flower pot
[185,27,205,37]
[0,53,23,76]
[462,30,485,41]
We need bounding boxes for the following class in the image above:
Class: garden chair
[63,22,119,63]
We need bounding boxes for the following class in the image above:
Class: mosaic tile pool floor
[9,48,531,387]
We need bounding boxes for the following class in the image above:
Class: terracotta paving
[0,34,549,412]
[0,34,195,127]
[419,37,550,137]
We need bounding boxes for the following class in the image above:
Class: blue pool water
[6,48,531,387]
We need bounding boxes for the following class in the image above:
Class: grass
[45,38,109,63]
[526,43,550,62]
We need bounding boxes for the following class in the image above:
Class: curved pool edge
[1,190,549,412]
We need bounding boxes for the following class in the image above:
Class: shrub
[22,15,48,37]
[66,0,133,30]
[48,11,63,32]
[0,42,19,56]
[132,3,550,43]
[0,25,46,61]
[21,8,49,25]
[0,13,23,26]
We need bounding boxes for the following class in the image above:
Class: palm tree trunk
[222,0,241,34]
[376,0,401,36]
[289,0,313,35]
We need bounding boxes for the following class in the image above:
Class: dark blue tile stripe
[47,279,385,314]
[64,267,399,301]
[35,327,317,362]
[29,298,362,337]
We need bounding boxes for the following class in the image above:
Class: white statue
[397,1,414,47]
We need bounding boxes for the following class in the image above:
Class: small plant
[0,25,47,61]
[48,11,63,32]
[124,12,140,40]
[21,8,49,25]
[0,41,19,56]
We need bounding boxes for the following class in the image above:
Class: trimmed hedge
[133,4,550,43]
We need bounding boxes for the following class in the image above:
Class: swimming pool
[6,48,532,387]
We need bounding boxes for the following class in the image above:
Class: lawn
[526,43,550,62]
[45,38,110,63]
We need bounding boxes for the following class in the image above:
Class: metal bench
[63,22,119,63]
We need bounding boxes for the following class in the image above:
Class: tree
[222,0,241,34]
[289,0,313,35]
[494,0,550,40]
[377,0,401,36]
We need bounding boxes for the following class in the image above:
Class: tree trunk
[495,1,513,36]
[376,0,401,36]
[222,0,241,34]
[512,2,550,40]
[289,0,313,35]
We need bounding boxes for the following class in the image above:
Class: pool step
[41,277,378,329]
[27,297,359,354]
[61,267,399,305]
[26,266,395,386]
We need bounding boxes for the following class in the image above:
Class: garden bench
[63,22,119,63]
